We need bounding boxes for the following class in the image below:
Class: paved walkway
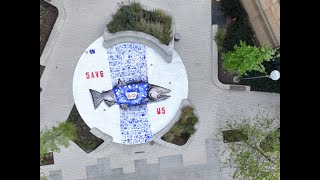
[40,0,280,179]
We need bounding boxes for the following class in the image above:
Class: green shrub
[221,0,247,19]
[223,20,254,51]
[222,41,277,77]
[215,26,227,50]
[106,2,172,45]
[107,3,143,32]
[162,106,198,144]
[40,121,77,163]
[219,0,255,51]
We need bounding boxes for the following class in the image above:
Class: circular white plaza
[73,36,188,144]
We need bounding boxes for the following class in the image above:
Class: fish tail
[89,89,104,109]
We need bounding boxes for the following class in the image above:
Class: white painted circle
[73,37,188,144]
[270,70,280,80]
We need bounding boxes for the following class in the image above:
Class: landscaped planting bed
[161,106,198,146]
[214,0,280,93]
[107,2,172,45]
[67,106,104,153]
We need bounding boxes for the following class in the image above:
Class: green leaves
[219,116,280,180]
[222,41,278,77]
[40,121,76,161]
[162,106,198,144]
[106,2,172,45]
[215,26,227,50]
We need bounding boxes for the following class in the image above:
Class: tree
[40,121,77,179]
[218,116,280,180]
[222,41,279,77]
[40,121,76,161]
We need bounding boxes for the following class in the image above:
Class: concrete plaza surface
[40,0,280,179]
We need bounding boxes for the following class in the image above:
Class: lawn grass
[66,105,104,153]
[161,106,198,145]
[107,2,172,45]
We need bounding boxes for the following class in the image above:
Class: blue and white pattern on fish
[113,82,149,106]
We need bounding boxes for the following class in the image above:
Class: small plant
[106,2,172,45]
[222,41,278,77]
[215,26,227,50]
[162,106,198,145]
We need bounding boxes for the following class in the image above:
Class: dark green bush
[106,2,172,45]
[107,3,143,32]
[215,26,227,50]
[221,0,247,19]
[223,20,255,51]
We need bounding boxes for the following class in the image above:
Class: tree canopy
[218,116,280,180]
[222,41,279,77]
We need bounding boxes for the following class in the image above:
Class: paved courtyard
[40,0,280,179]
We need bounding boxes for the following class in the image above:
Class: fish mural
[89,79,171,110]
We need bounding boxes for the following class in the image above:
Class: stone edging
[103,0,175,63]
[103,31,174,63]
[90,127,113,146]
[152,99,200,150]
[211,25,251,91]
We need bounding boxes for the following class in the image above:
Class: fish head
[149,85,171,101]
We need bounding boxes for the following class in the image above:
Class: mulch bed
[67,105,104,153]
[40,0,58,57]
[40,0,58,79]
[40,152,54,166]
[40,65,45,79]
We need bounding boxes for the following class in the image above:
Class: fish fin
[104,100,115,107]
[117,79,126,86]
[89,89,104,109]
[120,104,128,109]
